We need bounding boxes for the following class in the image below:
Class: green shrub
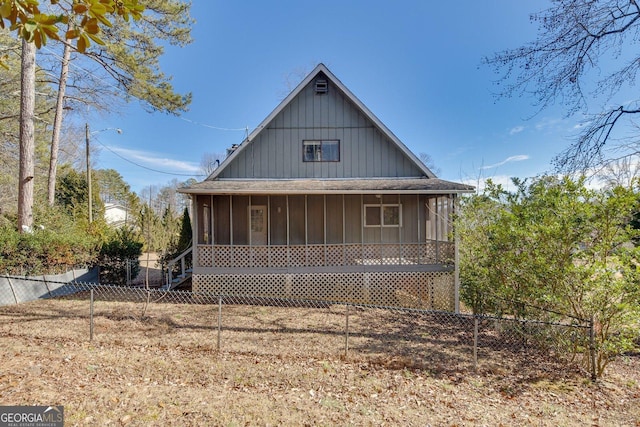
[159,207,192,273]
[0,225,98,275]
[98,227,143,286]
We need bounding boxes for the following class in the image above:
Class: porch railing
[196,242,454,269]
[165,246,193,289]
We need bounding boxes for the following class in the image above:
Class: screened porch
[193,193,456,271]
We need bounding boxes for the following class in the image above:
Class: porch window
[364,204,402,227]
[303,140,340,162]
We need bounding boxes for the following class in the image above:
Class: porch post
[248,195,252,267]
[453,194,460,313]
[286,195,290,266]
[229,195,234,265]
[210,195,214,245]
[304,195,308,266]
[342,194,346,265]
[191,195,198,271]
[323,194,327,266]
[398,194,402,260]
[416,194,421,264]
[435,197,440,262]
[360,194,364,262]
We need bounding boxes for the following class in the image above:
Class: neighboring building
[104,203,129,228]
[179,64,473,311]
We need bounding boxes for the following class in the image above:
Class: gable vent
[314,78,328,94]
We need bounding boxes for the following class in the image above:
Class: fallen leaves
[0,298,637,426]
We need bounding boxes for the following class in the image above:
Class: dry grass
[0,298,638,426]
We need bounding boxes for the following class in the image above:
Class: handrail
[165,246,193,289]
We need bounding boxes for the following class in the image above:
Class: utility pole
[86,122,92,223]
[85,125,122,224]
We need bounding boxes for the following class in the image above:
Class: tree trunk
[18,39,36,233]
[47,41,72,206]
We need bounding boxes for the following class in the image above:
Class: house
[104,203,130,228]
[178,64,473,311]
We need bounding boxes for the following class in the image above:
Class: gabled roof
[208,63,436,180]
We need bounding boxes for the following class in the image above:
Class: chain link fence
[0,276,594,379]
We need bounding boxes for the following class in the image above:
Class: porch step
[161,271,192,291]
[162,247,193,291]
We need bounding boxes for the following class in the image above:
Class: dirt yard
[0,297,638,426]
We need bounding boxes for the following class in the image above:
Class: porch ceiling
[179,177,475,195]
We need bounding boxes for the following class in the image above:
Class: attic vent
[314,78,328,94]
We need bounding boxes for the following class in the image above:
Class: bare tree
[484,0,640,172]
[46,40,71,206]
[200,152,224,177]
[596,155,640,189]
[419,152,441,176]
[18,40,35,232]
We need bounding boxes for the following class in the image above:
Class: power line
[92,138,206,177]
[178,117,248,132]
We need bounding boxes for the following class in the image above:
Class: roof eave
[178,188,475,195]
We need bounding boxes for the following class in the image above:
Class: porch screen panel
[425,197,438,240]
[232,196,249,245]
[288,195,305,245]
[418,194,426,243]
[196,195,212,245]
[270,195,287,245]
[307,195,324,244]
[441,196,451,241]
[213,195,230,245]
[325,194,343,244]
[343,195,361,244]
[400,195,418,244]
[426,196,452,242]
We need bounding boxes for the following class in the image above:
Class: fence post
[344,303,350,357]
[42,275,52,298]
[90,288,94,341]
[589,316,597,382]
[126,260,131,285]
[217,295,222,352]
[473,316,478,371]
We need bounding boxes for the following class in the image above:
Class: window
[303,140,340,162]
[364,204,402,227]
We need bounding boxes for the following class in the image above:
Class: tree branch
[554,106,640,172]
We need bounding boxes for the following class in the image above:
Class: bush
[159,207,192,274]
[99,227,143,286]
[457,177,640,376]
[0,228,98,275]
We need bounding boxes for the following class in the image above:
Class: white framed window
[364,204,402,227]
[303,140,340,162]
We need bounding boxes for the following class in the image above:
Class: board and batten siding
[218,77,423,179]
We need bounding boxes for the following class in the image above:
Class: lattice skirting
[193,271,455,311]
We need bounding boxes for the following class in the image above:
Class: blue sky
[90,0,580,194]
